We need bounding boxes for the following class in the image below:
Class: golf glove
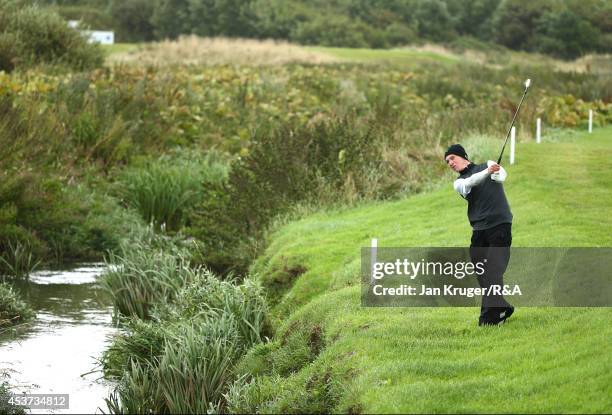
[488,160,507,182]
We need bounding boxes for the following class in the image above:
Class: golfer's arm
[453,169,490,197]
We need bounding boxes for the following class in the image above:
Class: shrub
[0,380,26,415]
[163,270,271,349]
[0,282,34,327]
[101,236,195,320]
[0,1,104,72]
[117,151,229,232]
[0,240,40,280]
[102,262,270,413]
[189,115,389,274]
[105,317,240,414]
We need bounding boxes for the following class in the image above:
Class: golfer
[444,144,515,326]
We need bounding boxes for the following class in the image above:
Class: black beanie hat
[444,144,468,161]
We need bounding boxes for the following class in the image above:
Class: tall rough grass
[107,36,338,66]
[117,152,229,232]
[103,267,269,413]
[101,236,194,320]
[105,317,238,413]
[0,241,40,280]
[0,282,34,328]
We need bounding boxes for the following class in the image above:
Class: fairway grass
[248,126,612,413]
[305,45,460,66]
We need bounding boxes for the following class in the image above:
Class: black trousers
[469,223,513,322]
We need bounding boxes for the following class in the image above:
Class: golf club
[497,78,532,165]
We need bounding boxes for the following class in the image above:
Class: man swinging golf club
[444,144,514,326]
[444,79,531,326]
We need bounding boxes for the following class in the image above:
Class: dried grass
[107,36,339,66]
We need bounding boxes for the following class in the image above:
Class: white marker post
[536,118,541,144]
[510,126,516,165]
[588,110,593,133]
[370,238,378,284]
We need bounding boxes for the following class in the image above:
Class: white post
[536,118,541,144]
[510,126,516,165]
[370,238,378,284]
[588,110,593,133]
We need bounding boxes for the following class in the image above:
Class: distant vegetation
[0,0,103,72]
[33,0,612,59]
[1,54,611,277]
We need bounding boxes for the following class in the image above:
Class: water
[0,264,116,414]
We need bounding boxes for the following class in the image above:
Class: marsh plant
[0,241,40,280]
[0,282,34,329]
[105,317,238,414]
[117,152,229,232]
[103,268,269,413]
[101,237,195,320]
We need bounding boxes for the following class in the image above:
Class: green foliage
[102,259,269,413]
[163,270,271,347]
[0,0,103,72]
[150,0,191,40]
[109,0,155,42]
[102,318,168,379]
[0,381,26,415]
[101,234,195,320]
[536,10,602,59]
[0,282,34,327]
[189,114,393,274]
[16,0,612,57]
[414,0,455,42]
[0,240,40,279]
[105,318,239,413]
[537,95,611,127]
[117,151,228,232]
[293,15,370,48]
[54,4,115,31]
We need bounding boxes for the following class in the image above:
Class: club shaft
[498,87,529,164]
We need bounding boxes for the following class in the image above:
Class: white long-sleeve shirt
[453,160,507,198]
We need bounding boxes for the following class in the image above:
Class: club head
[525,78,531,89]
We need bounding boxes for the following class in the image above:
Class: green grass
[101,43,139,57]
[305,46,459,65]
[240,126,612,413]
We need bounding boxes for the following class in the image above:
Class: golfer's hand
[488,163,501,174]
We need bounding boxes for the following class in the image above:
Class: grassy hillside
[235,126,612,413]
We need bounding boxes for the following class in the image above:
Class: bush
[105,317,240,414]
[103,265,269,413]
[163,270,271,348]
[0,168,139,272]
[292,16,370,48]
[108,0,155,42]
[0,0,103,72]
[0,282,34,327]
[117,151,229,232]
[101,235,195,320]
[189,115,389,275]
[0,381,26,415]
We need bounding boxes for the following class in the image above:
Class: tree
[214,0,256,37]
[109,0,155,42]
[535,10,601,59]
[187,0,218,37]
[151,0,191,40]
[491,0,558,50]
[414,0,455,42]
[445,0,501,39]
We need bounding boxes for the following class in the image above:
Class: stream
[0,264,116,414]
